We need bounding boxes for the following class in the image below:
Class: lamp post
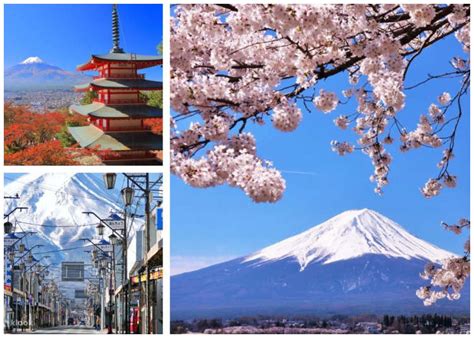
[83,211,128,333]
[8,250,16,333]
[83,238,114,332]
[28,260,50,332]
[109,233,118,334]
[14,244,43,266]
[121,187,133,335]
[101,173,162,333]
[80,238,111,258]
[15,262,26,333]
[4,207,28,221]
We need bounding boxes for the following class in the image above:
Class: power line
[4,176,122,205]
[34,245,95,255]
[16,220,98,228]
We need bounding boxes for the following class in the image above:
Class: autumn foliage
[5,140,77,165]
[144,117,164,134]
[4,103,89,165]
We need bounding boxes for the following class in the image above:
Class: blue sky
[171,34,470,274]
[4,4,163,80]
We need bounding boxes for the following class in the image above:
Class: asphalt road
[27,326,102,334]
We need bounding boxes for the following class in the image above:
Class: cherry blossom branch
[171,4,470,202]
[417,219,470,306]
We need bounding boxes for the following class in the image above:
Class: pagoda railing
[109,98,148,104]
[102,151,159,161]
[108,126,151,132]
[93,99,148,105]
[93,74,145,80]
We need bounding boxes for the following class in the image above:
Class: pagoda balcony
[107,126,152,132]
[93,74,145,80]
[93,98,148,105]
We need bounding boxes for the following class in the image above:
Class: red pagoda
[69,5,163,165]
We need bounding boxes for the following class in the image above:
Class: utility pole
[145,174,151,334]
[123,208,128,334]
[101,173,161,334]
[100,272,105,331]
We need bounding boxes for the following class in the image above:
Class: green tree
[80,90,98,105]
[142,90,163,108]
[157,42,163,57]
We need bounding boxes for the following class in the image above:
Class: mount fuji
[171,209,469,319]
[4,56,90,90]
[4,173,140,298]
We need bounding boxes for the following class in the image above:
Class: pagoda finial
[110,4,124,53]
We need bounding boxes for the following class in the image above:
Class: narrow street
[4,173,163,334]
[27,326,101,334]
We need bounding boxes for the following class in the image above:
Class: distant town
[5,89,80,112]
[171,314,470,334]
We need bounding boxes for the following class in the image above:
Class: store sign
[5,239,17,246]
[61,262,84,282]
[5,261,12,292]
[130,270,163,285]
[156,208,163,230]
[105,218,125,231]
[99,244,113,252]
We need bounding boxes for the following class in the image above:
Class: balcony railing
[108,126,148,132]
[92,99,147,105]
[93,74,145,80]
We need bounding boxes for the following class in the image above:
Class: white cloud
[171,255,237,276]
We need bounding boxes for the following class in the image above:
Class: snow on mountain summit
[244,208,454,270]
[20,56,45,64]
[4,173,123,258]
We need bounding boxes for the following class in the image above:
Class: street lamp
[27,253,34,264]
[97,223,105,236]
[4,206,28,220]
[101,260,108,269]
[103,173,117,190]
[109,233,118,245]
[19,243,25,253]
[121,187,134,206]
[83,211,128,333]
[4,221,13,234]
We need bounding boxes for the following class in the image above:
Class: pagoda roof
[77,53,162,71]
[68,125,162,151]
[75,78,162,92]
[70,102,163,119]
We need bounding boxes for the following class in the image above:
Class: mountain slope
[4,173,143,298]
[5,57,90,90]
[244,209,453,269]
[171,209,469,319]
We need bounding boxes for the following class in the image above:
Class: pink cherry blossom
[171,4,469,201]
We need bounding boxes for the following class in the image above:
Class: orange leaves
[144,118,163,134]
[65,112,89,127]
[4,103,87,165]
[5,140,76,165]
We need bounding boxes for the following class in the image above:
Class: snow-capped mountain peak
[244,208,454,270]
[21,56,45,64]
[3,173,140,261]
